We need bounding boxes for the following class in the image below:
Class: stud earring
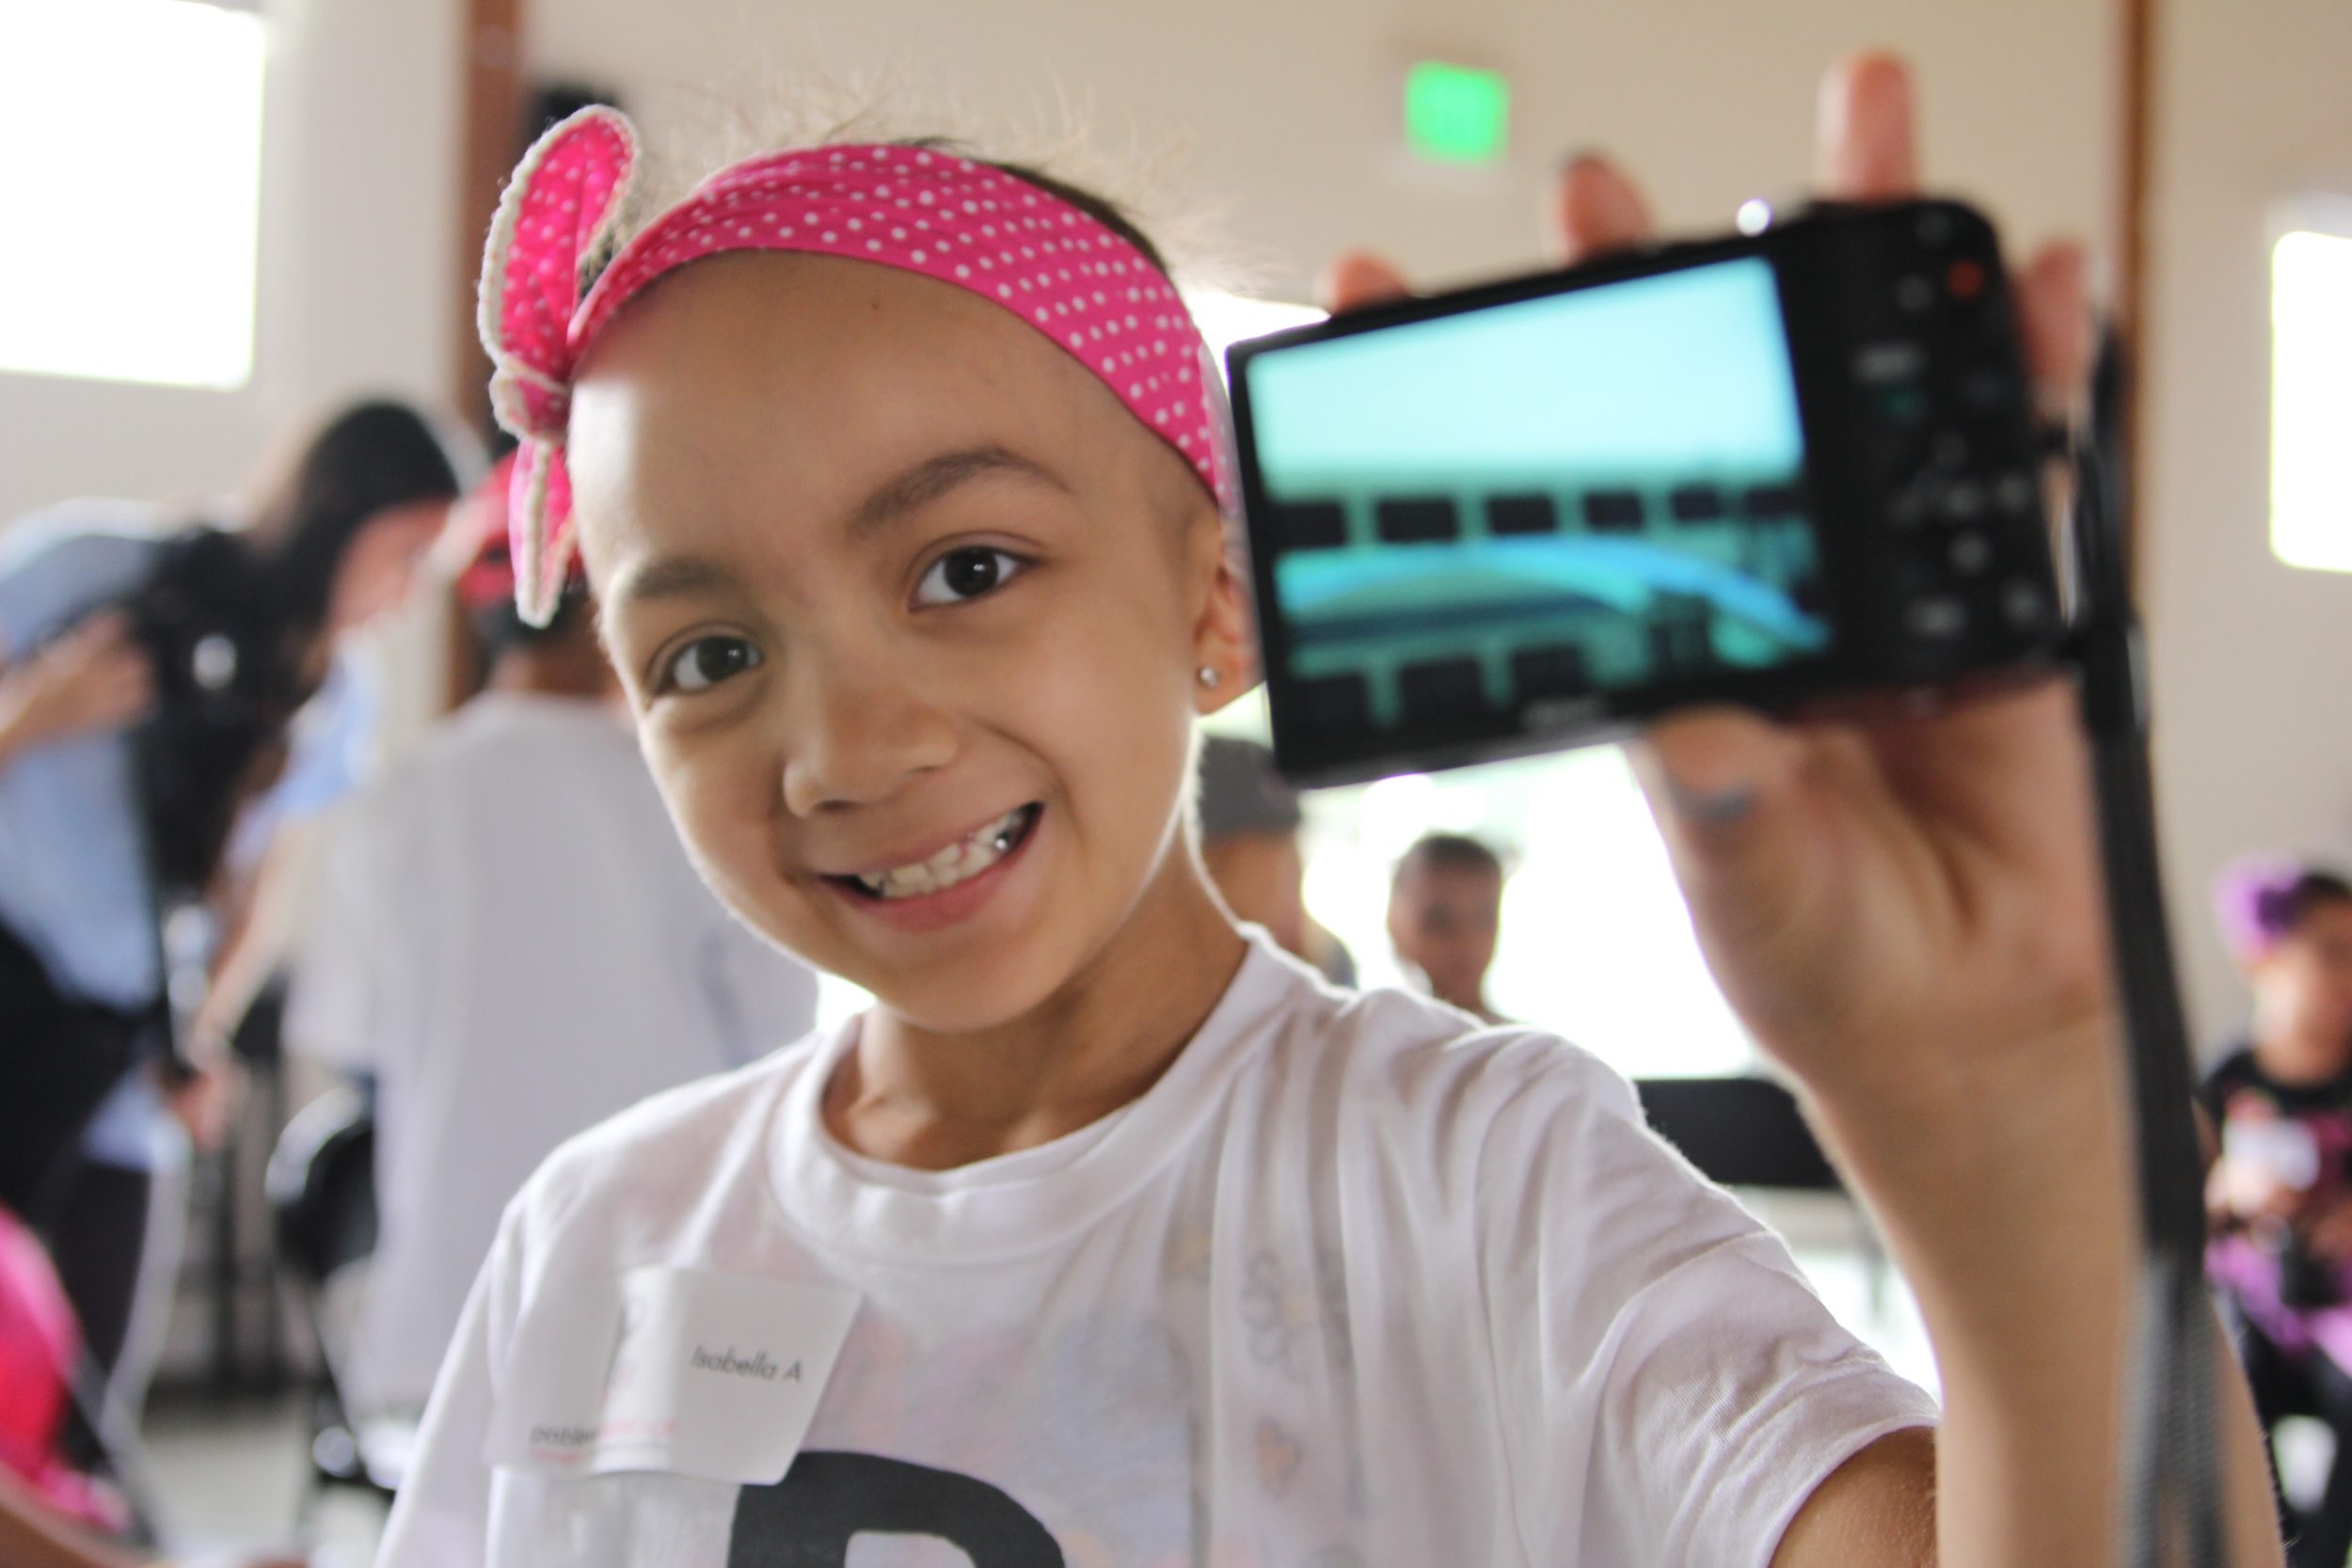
[1197,664,1221,689]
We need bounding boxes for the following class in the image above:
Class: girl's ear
[1188,511,1260,714]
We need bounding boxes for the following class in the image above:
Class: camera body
[1228,198,2062,784]
[125,526,300,896]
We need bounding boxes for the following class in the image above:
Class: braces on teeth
[853,805,1034,899]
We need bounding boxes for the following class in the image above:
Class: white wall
[526,0,2108,296]
[0,0,463,529]
[2144,0,2352,1039]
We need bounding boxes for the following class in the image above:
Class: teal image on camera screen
[1244,257,1832,732]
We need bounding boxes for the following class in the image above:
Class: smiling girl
[379,55,2280,1568]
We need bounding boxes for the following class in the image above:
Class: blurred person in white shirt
[285,458,818,1419]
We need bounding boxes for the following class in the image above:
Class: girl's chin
[852,961,1074,1037]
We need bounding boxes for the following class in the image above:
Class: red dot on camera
[1947,259,1986,300]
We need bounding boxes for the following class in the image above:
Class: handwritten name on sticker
[691,1344,804,1382]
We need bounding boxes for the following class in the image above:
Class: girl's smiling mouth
[819,803,1044,928]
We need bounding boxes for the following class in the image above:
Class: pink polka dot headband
[479,105,1232,625]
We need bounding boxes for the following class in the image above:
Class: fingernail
[1669,780,1758,824]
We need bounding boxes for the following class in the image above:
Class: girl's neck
[825,847,1248,1171]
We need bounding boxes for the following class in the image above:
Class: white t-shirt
[381,933,1936,1568]
[288,692,818,1412]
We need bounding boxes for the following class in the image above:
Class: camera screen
[1241,256,1833,738]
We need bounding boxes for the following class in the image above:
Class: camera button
[1999,578,2051,632]
[1852,340,1928,385]
[1896,275,1935,314]
[1887,477,1933,529]
[1904,595,1969,641]
[1931,431,1971,469]
[1958,366,2018,413]
[1939,479,1988,524]
[1948,531,1994,577]
[1994,470,2038,517]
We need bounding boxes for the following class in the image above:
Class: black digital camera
[126,527,300,896]
[1227,198,2062,784]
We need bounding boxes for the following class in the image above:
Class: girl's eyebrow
[609,553,734,616]
[849,444,1068,539]
[609,446,1065,616]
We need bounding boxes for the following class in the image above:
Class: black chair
[1631,1075,1840,1192]
[1632,1075,1892,1317]
[264,1087,403,1502]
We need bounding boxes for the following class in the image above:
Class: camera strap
[2066,328,2229,1567]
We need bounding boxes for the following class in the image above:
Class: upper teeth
[854,807,1030,899]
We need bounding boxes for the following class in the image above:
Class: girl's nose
[778,656,958,816]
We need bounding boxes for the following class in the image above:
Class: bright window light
[1300,748,1755,1079]
[2273,229,2352,572]
[0,0,265,389]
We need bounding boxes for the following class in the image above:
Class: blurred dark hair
[2215,858,2352,959]
[1395,832,1505,886]
[469,585,592,665]
[1195,736,1302,842]
[255,400,469,638]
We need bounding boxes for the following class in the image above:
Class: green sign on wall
[1405,60,1510,165]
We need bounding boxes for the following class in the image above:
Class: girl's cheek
[641,731,755,872]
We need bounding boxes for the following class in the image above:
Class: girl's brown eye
[660,634,763,694]
[914,546,1028,608]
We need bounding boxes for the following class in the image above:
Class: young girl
[381,55,2280,1568]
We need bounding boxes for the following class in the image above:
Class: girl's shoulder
[1265,948,1635,1105]
[502,1030,832,1253]
[1246,947,1648,1180]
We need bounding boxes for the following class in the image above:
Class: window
[0,0,266,389]
[2273,211,2352,572]
[1294,745,1754,1079]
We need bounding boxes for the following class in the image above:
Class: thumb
[1627,707,1825,957]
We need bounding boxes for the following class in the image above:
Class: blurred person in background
[1387,832,1509,1024]
[0,400,466,1432]
[1195,735,1354,985]
[2201,860,2352,1567]
[283,458,819,1423]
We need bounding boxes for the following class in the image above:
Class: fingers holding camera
[1315,251,1414,315]
[2014,241,2094,424]
[1548,153,1656,263]
[1814,51,1921,202]
[1632,675,2121,1125]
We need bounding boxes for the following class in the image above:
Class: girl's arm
[1766,999,2280,1568]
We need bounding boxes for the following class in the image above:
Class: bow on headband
[478,106,1232,626]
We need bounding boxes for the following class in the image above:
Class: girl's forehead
[579,259,1121,478]
[583,251,1074,406]
[565,253,1166,572]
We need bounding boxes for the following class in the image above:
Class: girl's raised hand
[1317,57,2299,1568]
[1319,52,2106,1123]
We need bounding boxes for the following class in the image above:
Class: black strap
[2067,327,2227,1566]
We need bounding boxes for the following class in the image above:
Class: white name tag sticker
[487,1267,860,1484]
